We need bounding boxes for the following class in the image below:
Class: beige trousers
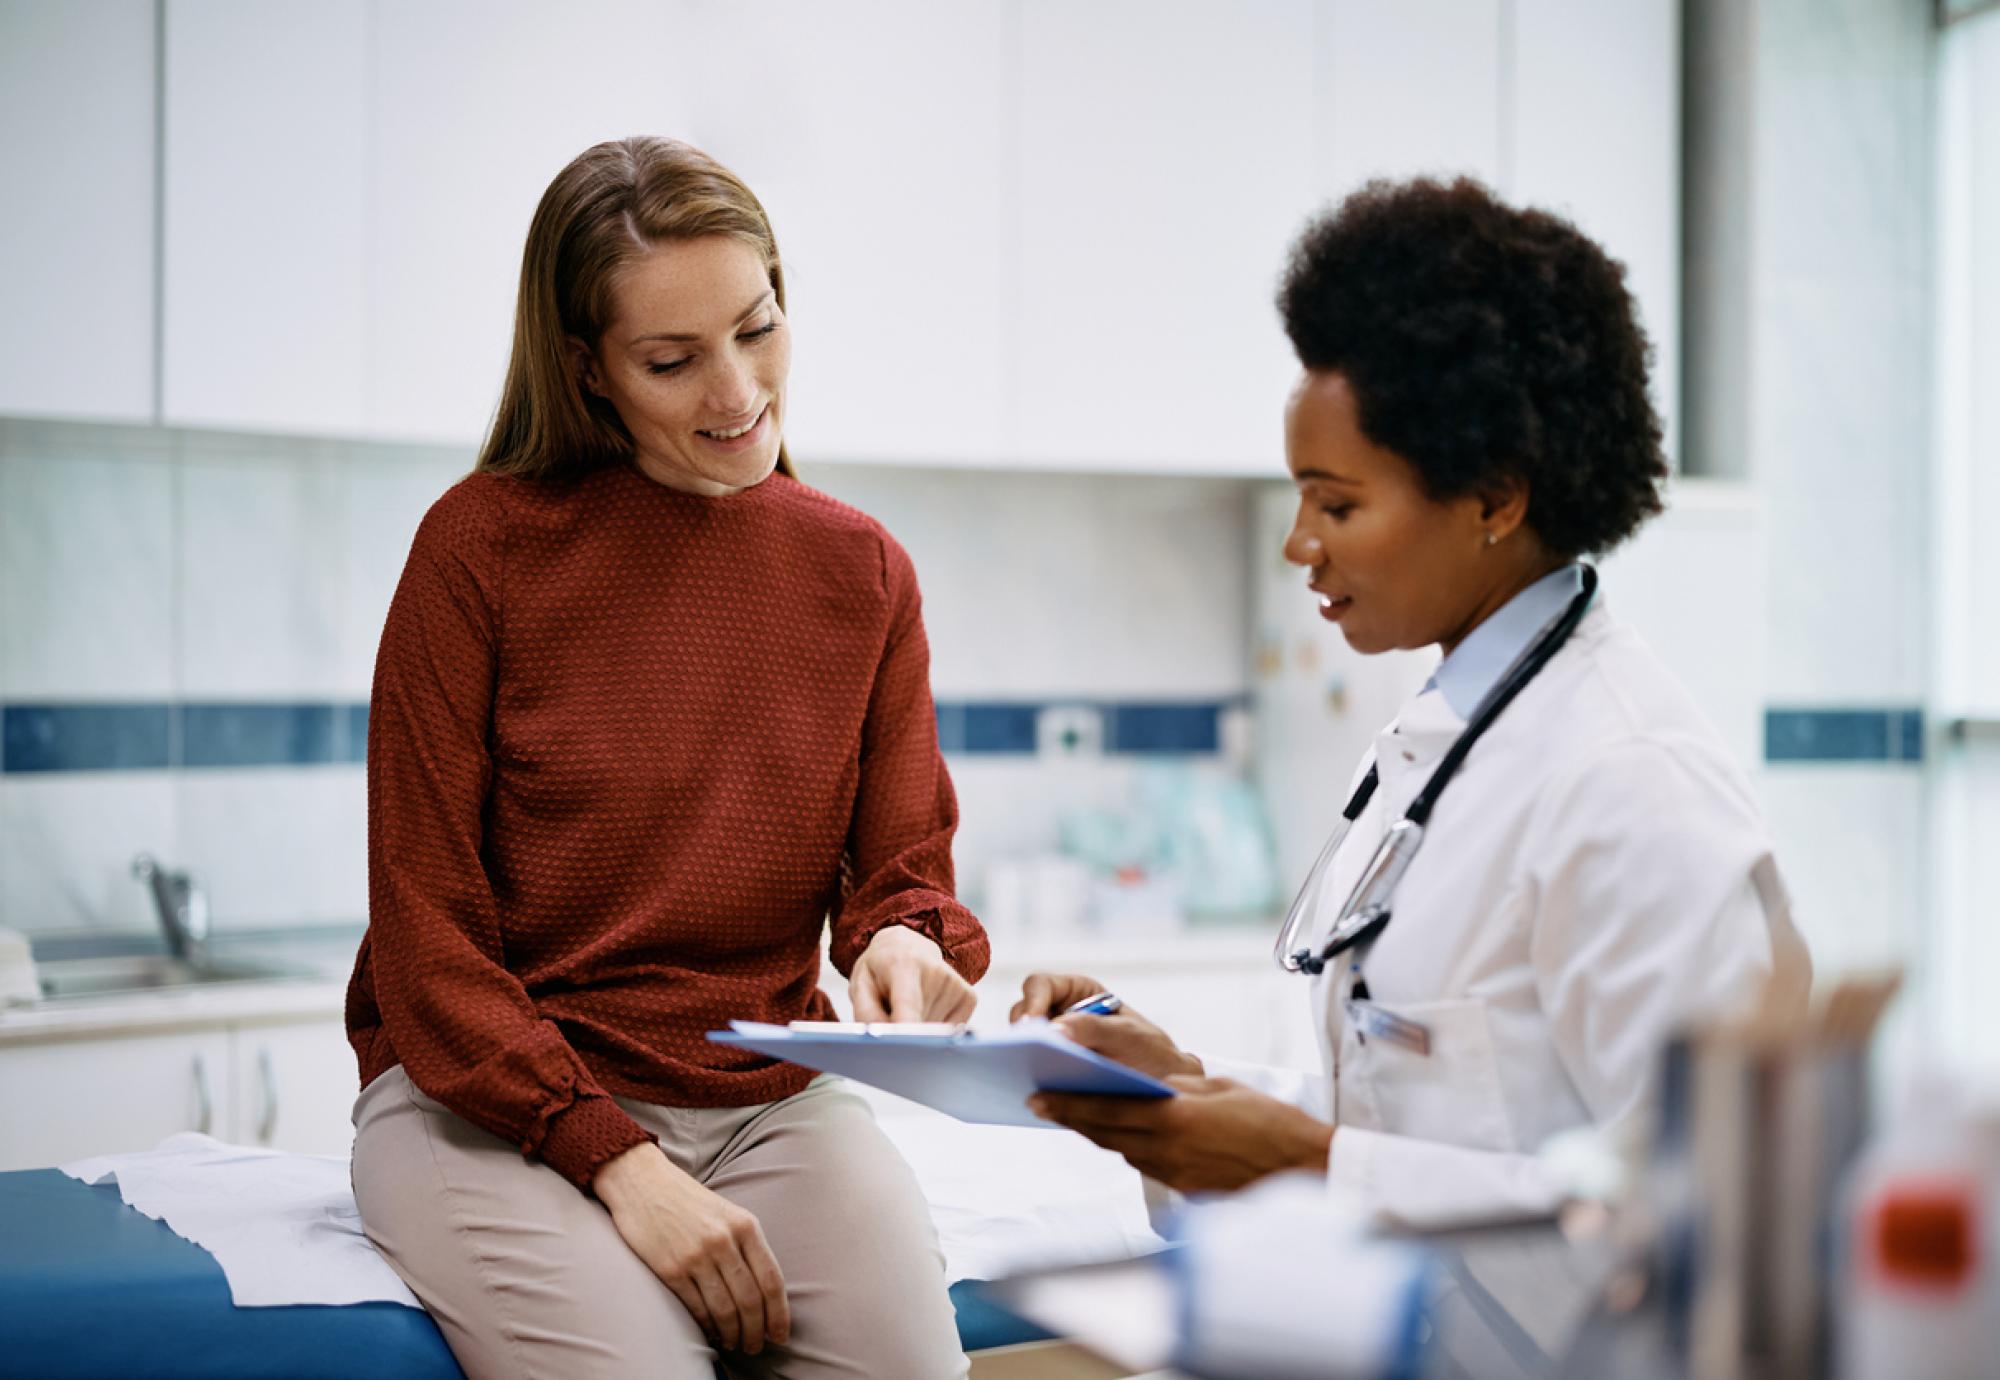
[351,1066,968,1380]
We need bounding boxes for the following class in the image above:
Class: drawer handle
[192,1053,212,1135]
[258,1047,278,1144]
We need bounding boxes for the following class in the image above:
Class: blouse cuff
[831,907,947,975]
[535,1092,656,1193]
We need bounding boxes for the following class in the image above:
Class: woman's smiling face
[1281,369,1536,658]
[574,235,790,496]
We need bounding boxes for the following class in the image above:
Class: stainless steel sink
[35,953,312,1001]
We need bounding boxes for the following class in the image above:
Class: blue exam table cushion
[0,1168,1046,1378]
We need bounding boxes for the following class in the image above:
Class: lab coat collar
[1427,564,1588,720]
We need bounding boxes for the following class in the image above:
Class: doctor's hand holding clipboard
[1013,178,1810,1231]
[1012,976,1338,1194]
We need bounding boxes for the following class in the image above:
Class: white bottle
[1837,1072,2000,1380]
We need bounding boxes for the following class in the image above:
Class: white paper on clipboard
[707,1019,1176,1128]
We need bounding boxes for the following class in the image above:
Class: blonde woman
[347,137,985,1380]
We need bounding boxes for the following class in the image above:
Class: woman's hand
[592,1143,790,1355]
[849,925,977,1023]
[1029,1076,1334,1194]
[1011,972,1203,1082]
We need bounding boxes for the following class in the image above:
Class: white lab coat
[1215,599,1811,1228]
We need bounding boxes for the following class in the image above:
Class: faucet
[132,854,210,964]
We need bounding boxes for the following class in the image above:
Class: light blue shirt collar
[1427,564,1588,719]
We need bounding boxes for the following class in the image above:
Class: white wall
[0,421,1254,936]
[1931,6,2000,1065]
[1697,0,1938,1010]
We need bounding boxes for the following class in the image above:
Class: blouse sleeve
[826,532,991,982]
[360,481,653,1191]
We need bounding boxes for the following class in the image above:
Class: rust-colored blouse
[346,465,988,1189]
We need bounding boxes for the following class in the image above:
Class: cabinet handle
[192,1053,213,1135]
[257,1047,278,1144]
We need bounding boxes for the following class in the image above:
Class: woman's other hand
[849,925,977,1023]
[1029,1076,1334,1194]
[593,1143,790,1355]
[1011,972,1202,1082]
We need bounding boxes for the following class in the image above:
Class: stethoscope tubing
[1273,565,1600,975]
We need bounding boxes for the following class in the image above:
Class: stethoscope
[1273,565,1600,975]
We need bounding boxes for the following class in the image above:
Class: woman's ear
[1478,475,1532,544]
[565,337,603,397]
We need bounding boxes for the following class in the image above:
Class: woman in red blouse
[346,136,988,1380]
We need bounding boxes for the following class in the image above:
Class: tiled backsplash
[0,417,1933,967]
[0,418,1254,933]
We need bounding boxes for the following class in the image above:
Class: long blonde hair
[477,137,795,480]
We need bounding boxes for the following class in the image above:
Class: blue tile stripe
[3,704,173,772]
[1,698,1238,772]
[4,701,1926,770]
[1764,708,1924,764]
[935,700,1233,755]
[1,703,368,773]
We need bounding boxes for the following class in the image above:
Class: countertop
[0,926,361,1046]
[0,920,1285,1047]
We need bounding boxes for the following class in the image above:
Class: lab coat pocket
[1347,997,1516,1153]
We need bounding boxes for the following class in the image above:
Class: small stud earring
[1484,532,1498,548]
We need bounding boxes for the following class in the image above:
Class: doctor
[1018,177,1811,1226]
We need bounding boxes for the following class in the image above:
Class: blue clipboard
[707,1020,1175,1128]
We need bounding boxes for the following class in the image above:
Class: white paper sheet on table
[60,1132,418,1308]
[59,1085,1161,1309]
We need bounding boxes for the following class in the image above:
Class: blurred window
[1932,4,2000,1062]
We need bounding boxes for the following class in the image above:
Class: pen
[1063,991,1124,1017]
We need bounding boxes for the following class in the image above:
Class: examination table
[0,1168,1049,1379]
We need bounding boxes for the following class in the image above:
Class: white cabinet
[365,0,690,446]
[0,0,156,423]
[0,1013,354,1170]
[683,1,1013,468]
[1314,0,1505,194]
[3,2,1681,475]
[0,1028,233,1169]
[1509,0,1681,462]
[159,0,369,435]
[1015,0,1317,475]
[232,1017,359,1155]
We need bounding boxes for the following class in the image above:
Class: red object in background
[1867,1180,1979,1291]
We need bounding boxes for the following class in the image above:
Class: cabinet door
[160,0,369,434]
[0,1030,233,1171]
[366,0,692,446]
[678,0,1011,468]
[233,1019,358,1154]
[1314,0,1504,195]
[0,0,156,422]
[1015,0,1317,475]
[1509,0,1680,461]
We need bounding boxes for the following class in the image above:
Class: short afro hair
[1278,177,1667,557]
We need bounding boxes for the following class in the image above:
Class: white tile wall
[1,426,1256,936]
[1682,0,1938,1032]
[1758,766,1927,981]
[810,464,1253,698]
[0,422,176,699]
[177,766,367,930]
[177,438,346,699]
[0,774,177,933]
[1750,0,1933,704]
[335,447,470,698]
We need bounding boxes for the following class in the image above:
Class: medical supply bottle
[1836,1073,2000,1380]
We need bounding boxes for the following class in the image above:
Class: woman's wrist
[592,1141,670,1208]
